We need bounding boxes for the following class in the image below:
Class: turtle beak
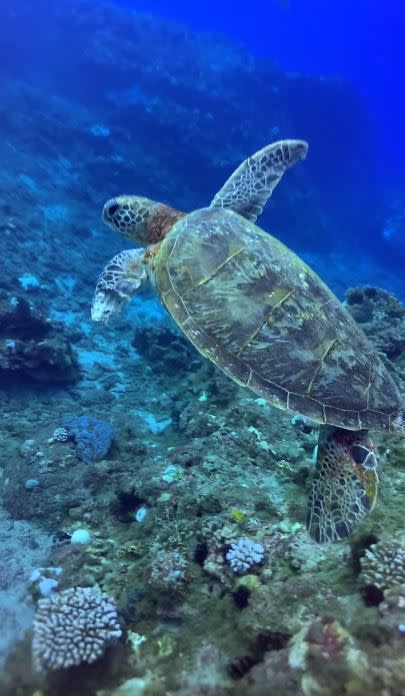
[288,139,309,162]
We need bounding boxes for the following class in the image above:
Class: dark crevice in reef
[110,490,148,523]
[350,533,379,574]
[193,541,209,566]
[360,585,384,607]
[232,586,251,610]
[228,631,291,680]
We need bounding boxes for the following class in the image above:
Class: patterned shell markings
[153,207,401,431]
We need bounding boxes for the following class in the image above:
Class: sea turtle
[91,139,405,543]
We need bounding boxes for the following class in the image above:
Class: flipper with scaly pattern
[210,139,308,223]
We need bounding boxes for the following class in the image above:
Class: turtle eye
[107,203,119,217]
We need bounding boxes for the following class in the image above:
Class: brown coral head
[307,618,348,660]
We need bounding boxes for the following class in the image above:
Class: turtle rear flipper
[91,248,147,323]
[210,139,308,223]
[307,427,378,543]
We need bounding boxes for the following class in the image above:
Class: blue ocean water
[1,1,405,693]
[119,0,403,173]
[118,0,405,273]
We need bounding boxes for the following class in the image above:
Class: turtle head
[102,196,159,243]
[102,195,185,244]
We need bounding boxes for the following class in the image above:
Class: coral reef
[0,510,53,668]
[346,285,405,360]
[62,415,114,463]
[226,538,265,574]
[236,617,371,696]
[359,538,405,591]
[149,549,188,591]
[0,0,404,694]
[0,291,79,383]
[32,586,122,670]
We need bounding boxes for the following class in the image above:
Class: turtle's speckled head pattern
[102,195,185,244]
[102,195,159,243]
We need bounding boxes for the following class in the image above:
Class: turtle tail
[307,426,378,543]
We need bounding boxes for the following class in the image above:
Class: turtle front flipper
[91,249,147,323]
[210,139,308,223]
[307,427,378,543]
